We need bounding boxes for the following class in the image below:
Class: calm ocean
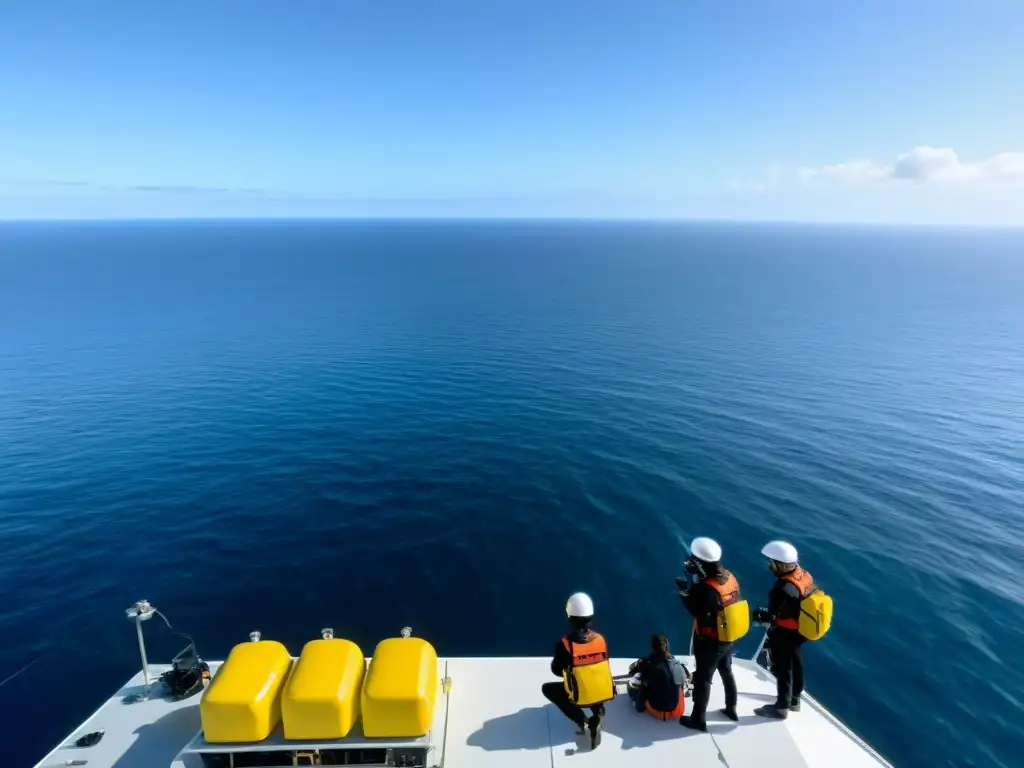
[1,221,1022,767]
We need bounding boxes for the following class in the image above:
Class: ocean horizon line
[2,216,1023,232]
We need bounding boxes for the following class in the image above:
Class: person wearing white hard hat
[674,536,744,731]
[753,540,815,719]
[541,592,613,749]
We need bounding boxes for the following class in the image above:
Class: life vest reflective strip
[694,571,741,639]
[775,568,815,630]
[644,688,686,720]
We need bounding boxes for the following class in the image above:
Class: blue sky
[1,1,1022,223]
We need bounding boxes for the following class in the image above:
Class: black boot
[789,698,801,712]
[753,704,788,719]
[587,714,602,749]
[719,707,738,721]
[679,715,707,731]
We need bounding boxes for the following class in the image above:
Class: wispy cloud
[125,184,265,195]
[1,178,94,188]
[726,147,1024,195]
[797,160,889,185]
[799,146,1024,186]
[0,178,267,195]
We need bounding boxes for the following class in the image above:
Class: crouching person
[541,592,614,749]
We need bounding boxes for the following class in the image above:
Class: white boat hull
[34,655,892,768]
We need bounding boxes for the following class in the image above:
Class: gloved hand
[753,608,771,624]
[674,576,691,595]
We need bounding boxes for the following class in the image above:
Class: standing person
[541,592,614,749]
[675,537,748,731]
[753,540,832,719]
[627,634,688,720]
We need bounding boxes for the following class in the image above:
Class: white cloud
[969,151,1024,183]
[799,146,1024,186]
[720,149,1024,225]
[890,146,962,181]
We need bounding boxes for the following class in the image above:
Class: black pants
[768,629,806,708]
[541,682,605,727]
[691,636,737,722]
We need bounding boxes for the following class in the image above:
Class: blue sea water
[0,220,1022,767]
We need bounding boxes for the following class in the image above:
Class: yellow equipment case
[200,633,292,743]
[361,635,438,738]
[281,631,365,740]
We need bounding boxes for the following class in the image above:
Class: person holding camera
[675,536,743,731]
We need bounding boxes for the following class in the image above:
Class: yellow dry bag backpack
[783,570,833,641]
[797,586,833,641]
[707,572,750,643]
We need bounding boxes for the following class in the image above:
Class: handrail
[688,626,770,666]
[751,628,769,665]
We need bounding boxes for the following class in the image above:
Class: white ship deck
[33,655,892,768]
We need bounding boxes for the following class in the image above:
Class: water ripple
[1,221,1023,767]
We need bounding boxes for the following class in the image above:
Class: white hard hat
[566,592,595,619]
[690,537,722,563]
[761,540,798,564]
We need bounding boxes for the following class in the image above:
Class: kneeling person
[541,592,614,749]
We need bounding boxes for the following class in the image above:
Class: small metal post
[400,626,412,638]
[752,628,769,666]
[125,600,156,700]
[321,628,334,640]
[136,616,149,690]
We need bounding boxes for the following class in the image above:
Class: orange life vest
[645,689,686,720]
[775,568,815,630]
[562,633,609,666]
[694,571,742,639]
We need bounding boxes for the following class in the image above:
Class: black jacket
[635,653,685,712]
[680,569,735,640]
[550,627,600,677]
[768,576,803,627]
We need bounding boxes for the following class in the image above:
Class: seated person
[627,635,688,720]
